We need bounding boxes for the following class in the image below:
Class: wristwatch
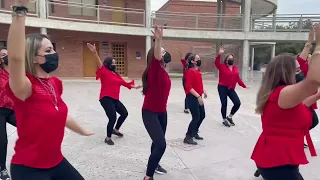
[12,5,28,16]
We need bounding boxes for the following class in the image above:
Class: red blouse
[0,69,14,109]
[185,68,204,95]
[7,74,68,168]
[214,54,246,89]
[297,56,318,109]
[142,56,171,113]
[96,66,134,100]
[251,86,317,168]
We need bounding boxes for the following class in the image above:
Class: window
[68,0,97,16]
[0,0,5,8]
[27,1,37,13]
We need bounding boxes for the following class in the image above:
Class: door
[83,41,99,77]
[112,43,127,76]
[111,0,126,24]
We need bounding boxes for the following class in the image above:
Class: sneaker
[0,169,10,180]
[226,117,235,126]
[155,164,167,174]
[143,177,154,180]
[104,138,114,145]
[194,134,204,140]
[304,143,308,148]
[112,130,124,137]
[184,109,189,114]
[222,120,230,127]
[183,137,198,145]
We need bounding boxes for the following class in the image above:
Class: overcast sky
[151,0,320,14]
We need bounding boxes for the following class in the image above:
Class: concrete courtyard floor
[5,78,320,180]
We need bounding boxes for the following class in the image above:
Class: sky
[151,0,320,14]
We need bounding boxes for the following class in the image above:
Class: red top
[142,56,171,113]
[251,86,316,168]
[214,54,246,89]
[96,66,134,100]
[6,74,68,168]
[297,56,318,109]
[0,69,14,109]
[181,59,187,79]
[185,68,204,95]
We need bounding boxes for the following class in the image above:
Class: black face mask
[295,72,305,83]
[163,51,171,64]
[227,59,234,65]
[109,65,116,71]
[39,53,59,73]
[196,60,201,67]
[2,55,8,65]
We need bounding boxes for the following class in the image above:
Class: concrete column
[271,44,276,58]
[241,40,250,80]
[38,0,47,34]
[145,0,151,28]
[272,9,277,32]
[40,27,47,35]
[243,0,252,33]
[146,36,151,58]
[216,0,221,29]
[221,0,226,29]
[251,47,255,71]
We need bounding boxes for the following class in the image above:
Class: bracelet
[197,95,201,99]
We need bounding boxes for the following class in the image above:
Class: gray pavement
[5,79,320,180]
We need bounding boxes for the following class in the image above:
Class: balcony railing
[251,14,320,32]
[151,11,243,31]
[0,0,38,17]
[47,0,145,27]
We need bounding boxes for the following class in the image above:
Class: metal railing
[0,0,38,17]
[151,11,243,31]
[46,0,145,27]
[251,14,320,32]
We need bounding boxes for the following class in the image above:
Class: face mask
[109,65,116,71]
[227,59,234,65]
[196,60,201,67]
[163,51,171,64]
[39,53,59,73]
[2,55,8,65]
[295,72,305,83]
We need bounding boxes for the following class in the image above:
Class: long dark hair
[186,54,197,69]
[185,52,192,61]
[0,48,7,69]
[224,53,234,64]
[142,47,154,95]
[103,57,118,76]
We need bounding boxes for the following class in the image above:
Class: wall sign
[136,51,141,60]
[102,41,109,46]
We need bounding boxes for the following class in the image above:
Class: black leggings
[142,110,167,177]
[186,94,205,137]
[0,108,16,171]
[10,158,84,180]
[182,77,188,110]
[258,165,304,180]
[217,85,241,119]
[100,96,128,138]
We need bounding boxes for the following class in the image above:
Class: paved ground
[5,78,320,180]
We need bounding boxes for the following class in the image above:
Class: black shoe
[194,134,204,140]
[112,130,124,137]
[222,120,230,127]
[155,164,167,175]
[184,109,189,114]
[226,117,235,126]
[143,177,154,180]
[254,169,260,177]
[183,137,198,145]
[0,169,10,180]
[104,138,114,145]
[304,143,308,148]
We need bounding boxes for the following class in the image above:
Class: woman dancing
[214,46,247,127]
[142,25,171,180]
[87,43,141,145]
[0,48,16,180]
[251,23,320,180]
[7,1,93,179]
[181,52,192,114]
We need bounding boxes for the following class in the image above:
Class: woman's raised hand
[308,20,315,43]
[219,45,225,54]
[87,43,97,54]
[151,25,163,40]
[307,23,320,83]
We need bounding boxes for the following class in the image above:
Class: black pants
[0,108,16,171]
[217,85,241,119]
[182,77,188,110]
[258,165,304,180]
[100,96,128,138]
[186,94,205,137]
[10,158,84,180]
[142,110,167,177]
